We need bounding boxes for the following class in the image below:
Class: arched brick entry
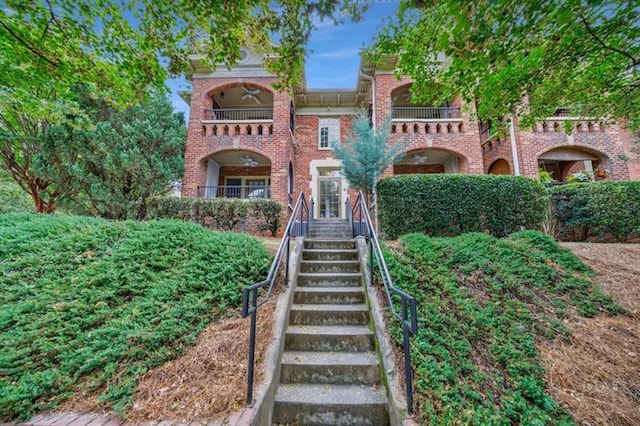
[394,148,467,174]
[488,159,511,175]
[537,146,609,181]
[199,149,272,198]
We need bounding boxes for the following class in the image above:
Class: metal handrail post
[353,191,417,415]
[246,288,257,406]
[403,301,413,413]
[242,192,308,405]
[284,232,291,287]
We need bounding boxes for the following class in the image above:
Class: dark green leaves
[549,181,640,241]
[378,174,547,238]
[384,230,621,424]
[0,214,271,420]
[371,0,640,131]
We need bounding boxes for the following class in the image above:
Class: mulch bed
[539,243,640,425]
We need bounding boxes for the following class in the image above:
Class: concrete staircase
[272,219,390,425]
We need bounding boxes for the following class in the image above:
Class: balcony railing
[480,124,494,142]
[391,107,461,120]
[203,108,273,121]
[552,108,572,117]
[197,185,271,199]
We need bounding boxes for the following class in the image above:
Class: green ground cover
[384,230,622,425]
[0,213,270,421]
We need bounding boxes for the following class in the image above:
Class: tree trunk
[27,182,56,213]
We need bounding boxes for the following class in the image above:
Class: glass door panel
[319,179,341,218]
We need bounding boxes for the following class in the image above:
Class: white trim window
[319,117,340,149]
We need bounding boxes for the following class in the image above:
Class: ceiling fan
[241,86,261,104]
[412,153,428,164]
[242,155,258,167]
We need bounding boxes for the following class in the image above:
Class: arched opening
[204,83,274,121]
[288,161,294,194]
[537,146,608,182]
[199,150,272,199]
[393,148,464,174]
[390,84,459,120]
[488,159,511,175]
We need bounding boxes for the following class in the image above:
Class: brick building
[182,50,639,218]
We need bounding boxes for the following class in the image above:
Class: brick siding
[183,64,640,224]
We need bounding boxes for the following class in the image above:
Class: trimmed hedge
[378,174,546,238]
[147,196,283,235]
[549,181,640,242]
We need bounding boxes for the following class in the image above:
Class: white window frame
[319,117,340,150]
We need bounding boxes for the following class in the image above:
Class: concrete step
[302,249,359,261]
[297,272,362,287]
[294,287,365,305]
[305,239,356,250]
[273,383,389,425]
[284,325,374,352]
[300,260,361,274]
[280,351,381,385]
[289,304,369,325]
[309,231,352,238]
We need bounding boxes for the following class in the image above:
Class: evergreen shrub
[0,214,271,420]
[148,196,283,234]
[378,174,546,238]
[549,181,640,241]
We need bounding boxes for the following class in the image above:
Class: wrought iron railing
[203,108,273,121]
[479,123,497,143]
[552,108,572,117]
[346,192,418,414]
[391,106,460,120]
[241,192,311,405]
[197,185,270,199]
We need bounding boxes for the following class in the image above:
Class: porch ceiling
[213,85,274,108]
[209,151,271,167]
[395,149,457,165]
[539,148,600,161]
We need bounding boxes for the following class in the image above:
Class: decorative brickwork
[516,118,631,181]
[482,137,514,174]
[182,55,640,226]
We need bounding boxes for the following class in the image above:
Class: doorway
[318,168,341,218]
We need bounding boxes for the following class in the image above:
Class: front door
[318,169,341,218]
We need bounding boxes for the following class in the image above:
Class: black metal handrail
[391,106,460,120]
[241,192,311,405]
[347,192,418,414]
[197,185,271,199]
[204,108,273,121]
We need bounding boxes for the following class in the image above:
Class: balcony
[197,185,271,199]
[552,108,572,117]
[391,107,461,120]
[203,108,273,122]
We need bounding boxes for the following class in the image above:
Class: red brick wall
[291,115,355,196]
[183,72,640,225]
[619,123,640,181]
[482,137,514,174]
[182,76,294,206]
[373,74,485,175]
[515,118,632,181]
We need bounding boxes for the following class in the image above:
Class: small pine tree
[333,111,408,207]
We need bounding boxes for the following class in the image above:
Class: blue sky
[168,1,400,117]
